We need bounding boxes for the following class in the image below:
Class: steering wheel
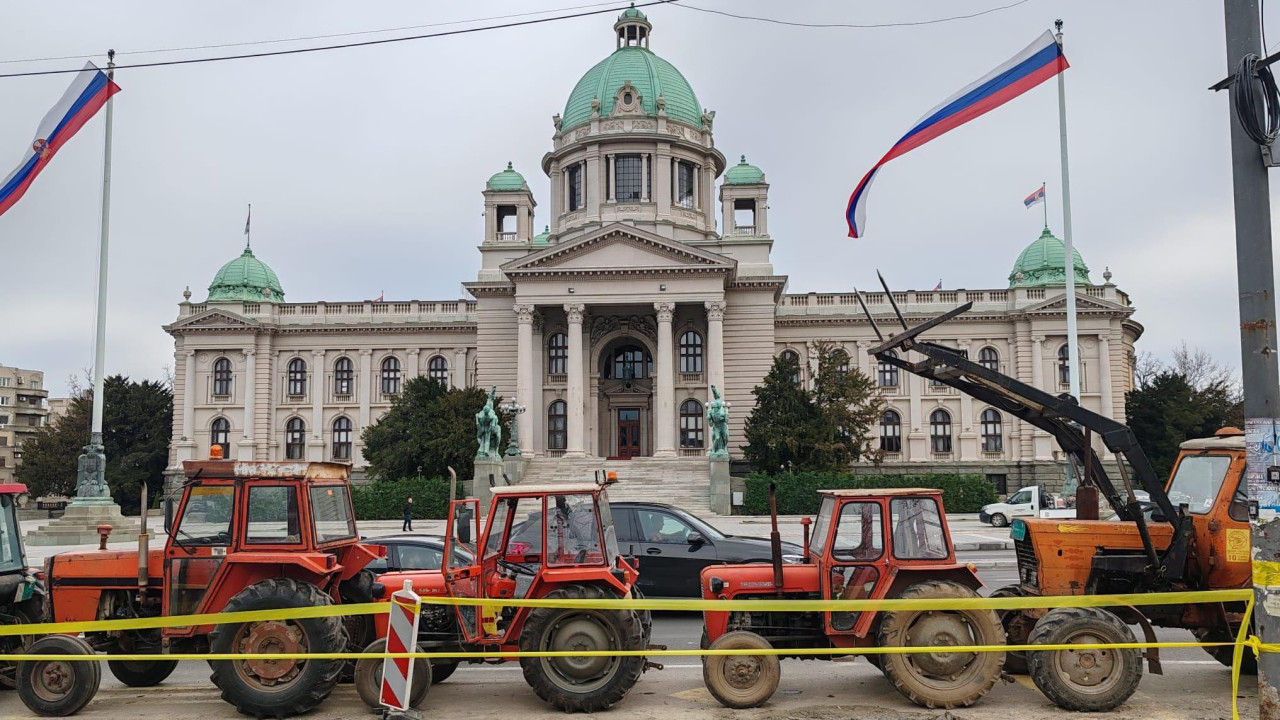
[497,559,537,577]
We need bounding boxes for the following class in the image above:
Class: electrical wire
[0,0,677,79]
[1231,53,1280,146]
[0,0,629,65]
[672,0,1034,29]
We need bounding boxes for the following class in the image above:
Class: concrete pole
[1223,0,1280,713]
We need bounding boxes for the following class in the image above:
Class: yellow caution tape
[1253,559,1280,585]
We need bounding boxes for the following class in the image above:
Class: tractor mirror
[456,507,473,545]
[163,496,175,533]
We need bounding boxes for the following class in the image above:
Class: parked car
[610,502,804,597]
[980,486,1150,527]
[362,534,473,572]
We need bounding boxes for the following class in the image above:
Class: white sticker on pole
[381,580,422,710]
[1246,418,1280,510]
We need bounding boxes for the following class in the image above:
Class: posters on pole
[1245,417,1280,511]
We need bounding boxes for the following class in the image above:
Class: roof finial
[506,161,513,170]
[739,155,746,164]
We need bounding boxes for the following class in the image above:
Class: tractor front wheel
[16,635,101,717]
[519,584,645,712]
[989,585,1034,674]
[107,659,178,687]
[1026,607,1142,712]
[353,638,431,709]
[878,580,1005,709]
[430,661,458,684]
[0,603,39,690]
[702,631,780,708]
[208,578,347,719]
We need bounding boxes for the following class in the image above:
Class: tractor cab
[443,482,632,645]
[0,484,30,578]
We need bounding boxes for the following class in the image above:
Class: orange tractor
[699,486,1005,710]
[356,479,653,712]
[16,459,384,718]
[0,482,43,689]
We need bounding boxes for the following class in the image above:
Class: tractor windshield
[1167,454,1233,515]
[546,493,606,566]
[0,494,24,574]
[175,485,235,545]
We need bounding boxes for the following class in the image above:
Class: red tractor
[356,480,652,712]
[17,459,384,718]
[0,482,42,689]
[700,487,1005,710]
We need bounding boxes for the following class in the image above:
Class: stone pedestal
[468,458,507,517]
[503,456,527,485]
[709,458,732,516]
[24,500,141,546]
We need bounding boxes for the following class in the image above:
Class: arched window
[1058,344,1072,385]
[210,417,231,458]
[981,409,1003,453]
[880,410,901,453]
[878,350,899,388]
[929,409,952,453]
[779,350,801,384]
[679,331,703,373]
[680,399,704,448]
[427,356,449,384]
[333,357,354,397]
[978,347,999,372]
[213,357,233,397]
[285,417,306,460]
[547,401,567,450]
[834,348,850,376]
[332,416,353,460]
[381,357,401,395]
[606,345,649,380]
[287,358,307,397]
[547,333,568,375]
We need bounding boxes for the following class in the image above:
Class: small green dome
[207,246,284,303]
[618,3,646,20]
[1009,227,1091,288]
[725,155,765,185]
[486,162,527,192]
[533,225,551,245]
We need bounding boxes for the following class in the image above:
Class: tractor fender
[854,565,986,638]
[1108,605,1163,675]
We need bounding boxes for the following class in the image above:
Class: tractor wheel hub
[723,656,764,689]
[546,616,613,682]
[1058,645,1113,687]
[906,612,975,678]
[240,621,306,681]
[35,661,74,700]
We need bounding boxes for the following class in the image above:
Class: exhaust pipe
[138,483,149,600]
[768,483,784,594]
[800,516,812,563]
[448,466,457,507]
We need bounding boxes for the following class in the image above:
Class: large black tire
[1026,607,1142,712]
[878,580,1005,709]
[354,638,431,709]
[107,658,178,687]
[1193,626,1257,675]
[702,631,780,709]
[0,603,38,690]
[430,661,458,684]
[630,586,653,646]
[989,585,1033,675]
[208,578,348,719]
[16,635,101,717]
[519,584,646,712]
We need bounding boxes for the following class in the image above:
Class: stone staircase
[517,457,714,515]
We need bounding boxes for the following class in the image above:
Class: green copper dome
[486,162,527,192]
[207,246,284,303]
[618,4,646,20]
[533,225,551,245]
[725,155,765,185]
[1009,227,1091,288]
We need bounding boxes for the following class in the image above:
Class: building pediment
[501,224,736,280]
[164,308,260,334]
[1021,293,1130,316]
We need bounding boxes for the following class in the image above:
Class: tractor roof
[1180,432,1246,451]
[490,483,602,496]
[181,460,351,481]
[821,488,939,498]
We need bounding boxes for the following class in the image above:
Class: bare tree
[1171,342,1239,393]
[1134,351,1163,389]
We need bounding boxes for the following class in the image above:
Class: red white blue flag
[846,31,1067,238]
[0,62,121,218]
[1024,185,1046,208]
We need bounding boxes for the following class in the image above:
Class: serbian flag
[1024,185,1046,208]
[0,63,121,218]
[846,31,1067,238]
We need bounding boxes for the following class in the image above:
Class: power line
[0,0,628,65]
[673,0,1034,29]
[0,0,678,79]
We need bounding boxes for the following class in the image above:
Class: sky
[0,0,1269,395]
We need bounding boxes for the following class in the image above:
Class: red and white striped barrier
[380,580,422,711]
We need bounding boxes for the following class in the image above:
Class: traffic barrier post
[380,580,422,717]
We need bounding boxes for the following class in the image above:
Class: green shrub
[350,477,463,520]
[742,473,997,515]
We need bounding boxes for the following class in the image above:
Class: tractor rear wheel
[208,578,347,719]
[877,580,1005,709]
[989,585,1034,674]
[430,661,458,683]
[16,634,101,717]
[0,603,38,690]
[702,631,780,708]
[1026,607,1141,712]
[1193,626,1256,675]
[353,638,431,709]
[107,658,178,687]
[519,584,645,712]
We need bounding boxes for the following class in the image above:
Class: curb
[954,541,1013,551]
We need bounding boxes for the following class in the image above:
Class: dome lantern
[615,3,651,48]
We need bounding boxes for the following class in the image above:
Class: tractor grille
[1014,537,1038,587]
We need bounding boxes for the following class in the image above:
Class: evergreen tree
[361,377,503,481]
[1127,368,1243,479]
[742,353,819,472]
[810,343,884,470]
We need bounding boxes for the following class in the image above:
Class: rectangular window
[26,417,37,427]
[0,378,8,387]
[310,486,358,543]
[0,415,8,425]
[0,437,7,446]
[567,164,583,211]
[245,485,301,544]
[615,155,642,201]
[1167,454,1234,515]
[890,497,949,560]
[832,502,884,561]
[0,397,9,406]
[175,485,235,545]
[676,161,695,208]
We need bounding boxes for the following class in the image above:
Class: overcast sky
[0,0,1267,394]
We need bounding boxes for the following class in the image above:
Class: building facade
[164,9,1141,497]
[0,365,48,484]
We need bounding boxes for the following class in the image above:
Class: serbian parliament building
[163,8,1140,513]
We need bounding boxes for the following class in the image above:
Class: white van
[979,485,1074,527]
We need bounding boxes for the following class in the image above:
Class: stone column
[654,302,677,457]
[606,155,615,202]
[238,348,257,460]
[407,348,421,379]
[806,342,820,390]
[702,164,716,229]
[705,301,726,394]
[354,349,373,465]
[565,304,587,457]
[1030,335,1052,460]
[1099,335,1114,419]
[957,340,976,460]
[641,154,650,201]
[181,349,196,440]
[452,348,467,389]
[515,304,536,456]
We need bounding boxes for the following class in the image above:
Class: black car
[611,502,804,597]
[363,534,473,572]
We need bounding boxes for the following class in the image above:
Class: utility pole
[1223,0,1280,714]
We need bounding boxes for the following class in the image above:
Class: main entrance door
[617,408,641,458]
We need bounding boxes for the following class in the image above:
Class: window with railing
[680,399,704,448]
[333,357,353,397]
[287,358,307,397]
[981,409,1003,453]
[213,358,233,397]
[381,357,401,396]
[548,333,568,375]
[880,410,901,453]
[547,401,567,450]
[332,417,352,460]
[679,331,703,373]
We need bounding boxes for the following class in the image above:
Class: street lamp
[500,401,526,457]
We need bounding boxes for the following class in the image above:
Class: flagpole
[1055,20,1081,401]
[1042,181,1048,228]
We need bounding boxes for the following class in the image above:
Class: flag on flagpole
[1023,185,1046,208]
[244,204,252,237]
[0,62,121,218]
[374,292,384,302]
[845,31,1068,238]
[933,280,943,291]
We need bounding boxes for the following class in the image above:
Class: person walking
[402,496,414,532]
